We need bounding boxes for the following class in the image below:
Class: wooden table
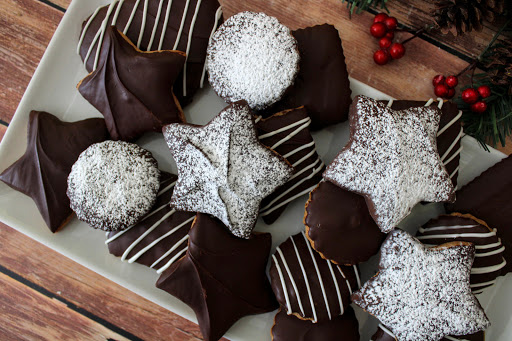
[0,0,510,339]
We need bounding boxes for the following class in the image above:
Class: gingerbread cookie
[256,107,325,224]
[0,111,108,233]
[271,306,359,341]
[269,232,360,322]
[67,141,160,231]
[106,171,195,271]
[207,11,299,110]
[156,213,278,341]
[78,0,222,105]
[323,95,455,233]
[416,213,506,294]
[163,101,293,238]
[78,27,186,141]
[352,229,490,341]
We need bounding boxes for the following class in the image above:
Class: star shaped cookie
[156,213,278,341]
[163,101,294,238]
[323,95,455,233]
[78,26,186,141]
[352,229,490,341]
[0,111,108,232]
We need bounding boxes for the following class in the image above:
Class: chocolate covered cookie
[256,107,325,224]
[207,11,299,110]
[156,213,278,341]
[67,141,160,231]
[0,111,108,233]
[269,232,360,322]
[78,0,222,105]
[106,171,195,271]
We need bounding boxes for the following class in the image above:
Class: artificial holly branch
[341,0,390,16]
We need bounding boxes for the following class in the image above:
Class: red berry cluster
[370,13,405,65]
[432,74,458,99]
[461,86,491,113]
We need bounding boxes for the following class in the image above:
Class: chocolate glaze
[0,111,108,232]
[257,107,325,224]
[271,306,359,341]
[79,0,221,106]
[269,232,360,322]
[446,155,512,274]
[106,172,195,268]
[78,27,186,141]
[263,24,352,130]
[156,213,278,341]
[305,181,386,265]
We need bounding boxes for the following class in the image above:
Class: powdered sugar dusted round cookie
[207,11,299,110]
[67,141,160,231]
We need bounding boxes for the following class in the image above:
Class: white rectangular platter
[0,0,510,340]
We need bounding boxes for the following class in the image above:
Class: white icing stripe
[475,245,505,257]
[450,165,460,179]
[77,7,102,54]
[200,6,223,88]
[84,27,102,65]
[443,146,463,166]
[476,239,503,249]
[127,216,195,263]
[290,236,317,322]
[182,0,202,97]
[123,0,141,35]
[416,228,497,240]
[283,141,315,159]
[418,224,479,233]
[253,115,262,124]
[258,117,310,139]
[291,147,317,168]
[260,182,319,216]
[271,120,312,150]
[470,279,497,288]
[147,0,166,51]
[386,99,394,107]
[157,0,174,50]
[93,1,118,70]
[440,127,463,162]
[156,245,188,274]
[157,180,176,196]
[276,247,305,316]
[353,265,361,288]
[437,98,444,109]
[379,324,396,338]
[272,254,292,314]
[111,0,125,25]
[444,336,469,341]
[471,258,507,274]
[424,98,434,107]
[150,234,189,268]
[326,260,344,315]
[302,232,332,320]
[121,209,176,261]
[337,266,353,295]
[289,158,321,182]
[105,226,131,244]
[137,0,149,48]
[173,0,191,50]
[437,110,463,137]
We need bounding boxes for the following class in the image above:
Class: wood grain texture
[0,124,6,142]
[0,271,131,341]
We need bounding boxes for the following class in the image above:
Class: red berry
[384,17,398,31]
[445,75,458,88]
[374,49,390,65]
[434,84,449,98]
[385,31,394,39]
[461,88,480,104]
[471,101,487,113]
[374,13,388,24]
[432,74,445,87]
[446,88,455,99]
[477,85,491,98]
[370,23,387,38]
[379,37,392,49]
[389,43,405,59]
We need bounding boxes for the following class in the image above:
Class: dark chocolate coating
[305,181,386,265]
[156,213,278,341]
[106,172,195,268]
[257,107,324,224]
[78,27,186,141]
[269,232,360,322]
[263,24,351,130]
[79,0,221,106]
[446,155,512,274]
[271,307,359,341]
[0,111,109,232]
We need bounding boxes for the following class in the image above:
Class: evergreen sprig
[341,0,390,16]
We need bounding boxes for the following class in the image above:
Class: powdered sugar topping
[207,11,299,110]
[67,141,160,231]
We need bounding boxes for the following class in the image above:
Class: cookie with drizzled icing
[78,0,223,106]
[256,107,325,224]
[269,232,361,323]
[105,171,195,272]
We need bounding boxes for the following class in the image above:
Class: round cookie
[269,231,360,322]
[416,213,506,294]
[207,11,299,110]
[67,141,160,231]
[304,181,386,265]
[271,306,359,341]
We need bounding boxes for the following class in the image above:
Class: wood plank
[0,271,131,340]
[0,223,207,341]
[0,0,63,124]
[46,0,70,10]
[0,124,6,143]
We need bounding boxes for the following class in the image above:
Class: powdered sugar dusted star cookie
[323,95,455,233]
[352,229,490,341]
[163,101,294,238]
